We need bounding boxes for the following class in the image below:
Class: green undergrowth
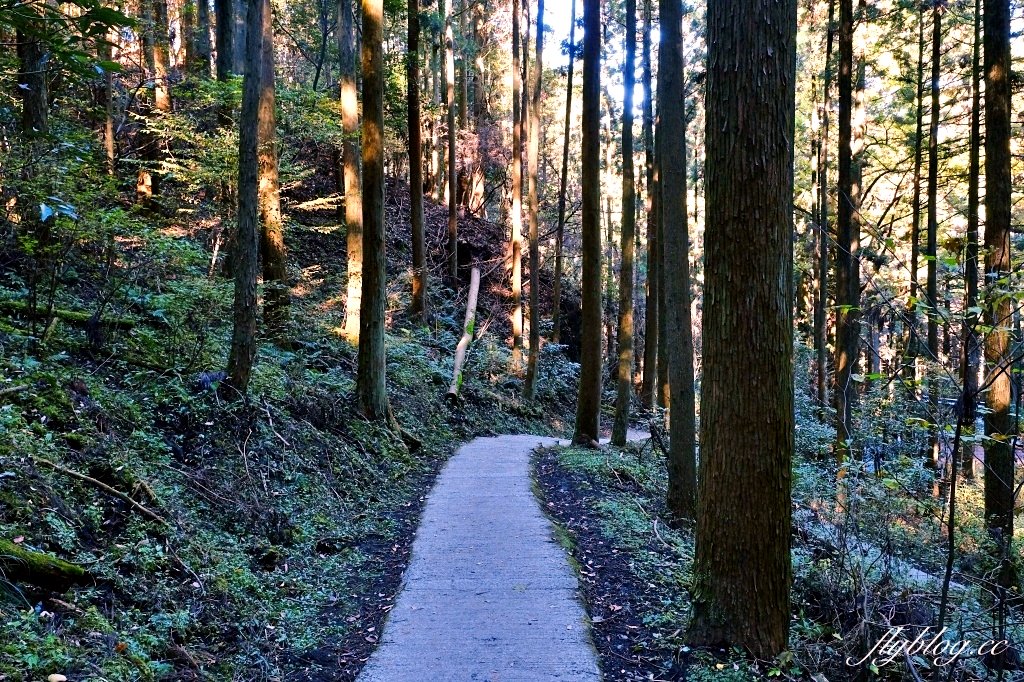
[541,382,1024,681]
[0,210,573,681]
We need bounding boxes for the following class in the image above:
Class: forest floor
[0,171,587,681]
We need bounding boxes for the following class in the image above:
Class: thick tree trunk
[193,0,213,77]
[408,0,428,320]
[340,0,363,341]
[215,0,234,80]
[658,0,697,518]
[551,0,576,345]
[982,0,1013,566]
[524,0,544,399]
[688,0,795,654]
[572,0,602,445]
[962,0,981,479]
[356,0,391,421]
[225,0,262,395]
[611,0,637,445]
[510,0,524,369]
[256,0,289,342]
[833,0,860,461]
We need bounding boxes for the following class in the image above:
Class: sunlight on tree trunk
[611,0,637,446]
[408,0,429,321]
[341,0,363,342]
[256,0,289,343]
[510,0,524,371]
[356,0,391,422]
[524,0,544,400]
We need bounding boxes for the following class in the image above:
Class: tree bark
[215,0,234,80]
[905,6,925,384]
[225,0,263,396]
[356,0,391,421]
[340,0,363,341]
[688,0,795,654]
[193,0,213,77]
[611,0,637,444]
[524,0,544,399]
[925,0,942,469]
[814,0,834,414]
[256,0,289,342]
[510,0,524,369]
[961,0,981,479]
[408,0,429,320]
[572,0,602,445]
[551,0,576,345]
[658,0,697,518]
[833,0,860,461]
[444,0,458,280]
[639,0,658,407]
[448,266,481,397]
[982,0,1013,561]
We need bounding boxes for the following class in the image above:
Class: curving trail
[357,434,601,681]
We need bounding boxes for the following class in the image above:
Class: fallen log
[447,266,481,400]
[0,539,90,591]
[0,300,135,329]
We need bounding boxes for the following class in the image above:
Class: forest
[0,0,1022,679]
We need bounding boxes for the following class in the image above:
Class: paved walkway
[357,434,601,682]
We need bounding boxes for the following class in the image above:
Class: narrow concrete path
[357,434,600,682]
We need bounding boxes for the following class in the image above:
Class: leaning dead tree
[448,266,482,399]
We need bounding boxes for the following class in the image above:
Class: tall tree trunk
[688,0,795,653]
[572,0,602,445]
[356,0,391,421]
[215,0,234,80]
[982,0,1013,570]
[925,0,942,469]
[256,0,289,342]
[639,0,659,407]
[137,0,172,203]
[611,0,637,444]
[193,0,212,77]
[658,0,697,518]
[17,21,49,328]
[99,30,116,173]
[408,0,428,320]
[233,1,248,74]
[833,0,860,462]
[814,0,834,414]
[444,0,458,279]
[225,0,262,395]
[962,0,981,480]
[510,0,524,369]
[905,6,925,384]
[182,0,195,72]
[551,0,576,345]
[341,0,363,341]
[524,0,544,399]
